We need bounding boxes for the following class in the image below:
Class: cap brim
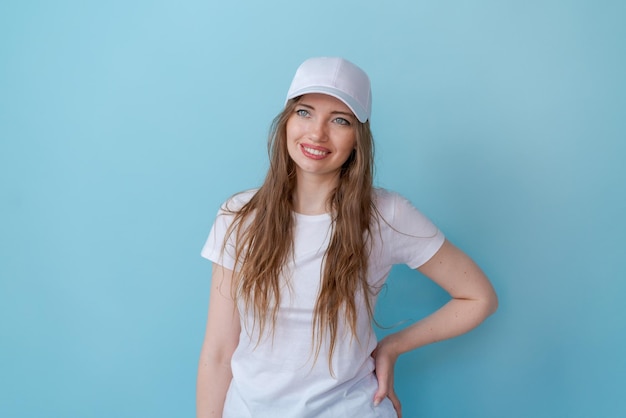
[286,86,368,123]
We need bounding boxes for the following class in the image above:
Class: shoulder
[208,189,258,245]
[373,187,400,204]
[220,188,259,213]
[372,187,407,219]
[372,188,439,232]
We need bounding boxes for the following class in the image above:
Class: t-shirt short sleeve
[200,209,237,270]
[376,189,445,269]
[200,190,256,271]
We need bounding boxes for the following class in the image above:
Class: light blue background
[1,1,624,417]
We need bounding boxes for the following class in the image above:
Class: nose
[307,118,328,142]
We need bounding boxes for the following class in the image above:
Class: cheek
[285,124,299,159]
[336,136,357,165]
[285,119,301,143]
[341,132,357,152]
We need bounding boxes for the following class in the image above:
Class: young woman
[196,57,498,418]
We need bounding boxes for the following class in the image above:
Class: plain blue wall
[1,1,624,417]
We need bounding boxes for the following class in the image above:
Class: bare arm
[373,239,498,415]
[196,264,241,418]
[390,239,497,350]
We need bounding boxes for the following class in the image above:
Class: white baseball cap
[285,57,372,123]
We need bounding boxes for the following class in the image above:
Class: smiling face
[286,93,357,184]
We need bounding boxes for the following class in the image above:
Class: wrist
[378,334,402,360]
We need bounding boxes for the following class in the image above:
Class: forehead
[298,93,354,115]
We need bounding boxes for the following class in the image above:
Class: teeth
[303,146,328,156]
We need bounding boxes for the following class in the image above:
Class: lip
[300,143,331,160]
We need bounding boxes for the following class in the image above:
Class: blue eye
[334,117,351,126]
[296,109,310,117]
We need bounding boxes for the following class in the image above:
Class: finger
[388,390,402,418]
[373,385,387,406]
[373,366,388,406]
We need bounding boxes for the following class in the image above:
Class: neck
[292,173,339,215]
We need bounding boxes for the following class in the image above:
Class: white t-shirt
[201,188,445,418]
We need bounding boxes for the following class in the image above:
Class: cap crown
[286,57,372,123]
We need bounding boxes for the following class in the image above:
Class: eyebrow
[297,103,355,118]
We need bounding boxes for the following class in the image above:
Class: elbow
[484,287,499,317]
[469,287,498,320]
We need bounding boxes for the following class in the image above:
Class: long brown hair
[224,96,376,368]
